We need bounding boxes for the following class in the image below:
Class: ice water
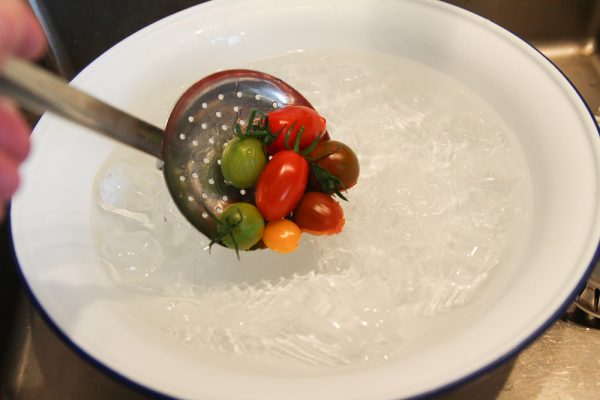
[93,49,532,367]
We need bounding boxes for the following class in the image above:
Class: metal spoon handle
[0,57,164,159]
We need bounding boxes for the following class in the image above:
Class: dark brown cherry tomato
[255,150,308,221]
[266,105,326,154]
[308,140,360,192]
[293,192,345,235]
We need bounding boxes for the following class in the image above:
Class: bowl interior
[11,0,600,399]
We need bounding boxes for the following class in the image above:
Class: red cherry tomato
[308,140,360,192]
[266,105,326,154]
[255,150,308,221]
[293,192,345,235]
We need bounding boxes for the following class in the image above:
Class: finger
[0,149,19,200]
[17,0,46,59]
[0,100,30,162]
[0,0,46,60]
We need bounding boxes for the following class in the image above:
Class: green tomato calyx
[233,110,276,143]
[310,162,348,201]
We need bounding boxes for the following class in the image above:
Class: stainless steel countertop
[500,321,600,399]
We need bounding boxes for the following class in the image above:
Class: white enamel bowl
[11,0,600,398]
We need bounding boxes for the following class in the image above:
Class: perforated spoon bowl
[0,57,313,240]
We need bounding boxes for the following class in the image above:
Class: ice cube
[97,161,163,226]
[101,230,164,284]
[151,190,197,248]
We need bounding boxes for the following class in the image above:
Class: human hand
[0,0,46,220]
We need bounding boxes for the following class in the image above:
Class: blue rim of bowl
[9,1,600,399]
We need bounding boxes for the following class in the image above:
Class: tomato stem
[201,200,242,259]
[310,162,348,201]
[292,125,305,152]
[282,121,298,150]
[299,132,322,157]
[224,210,243,260]
[233,110,277,143]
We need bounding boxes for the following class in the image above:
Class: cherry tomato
[263,219,302,253]
[218,203,264,250]
[266,105,326,154]
[255,150,308,220]
[308,140,360,192]
[221,137,267,189]
[293,192,345,235]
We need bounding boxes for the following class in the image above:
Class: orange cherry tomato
[263,219,302,253]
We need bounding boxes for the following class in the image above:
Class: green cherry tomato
[218,202,264,250]
[221,137,267,189]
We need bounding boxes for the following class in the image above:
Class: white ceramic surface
[11,0,600,399]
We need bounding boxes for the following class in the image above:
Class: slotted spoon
[0,57,314,240]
